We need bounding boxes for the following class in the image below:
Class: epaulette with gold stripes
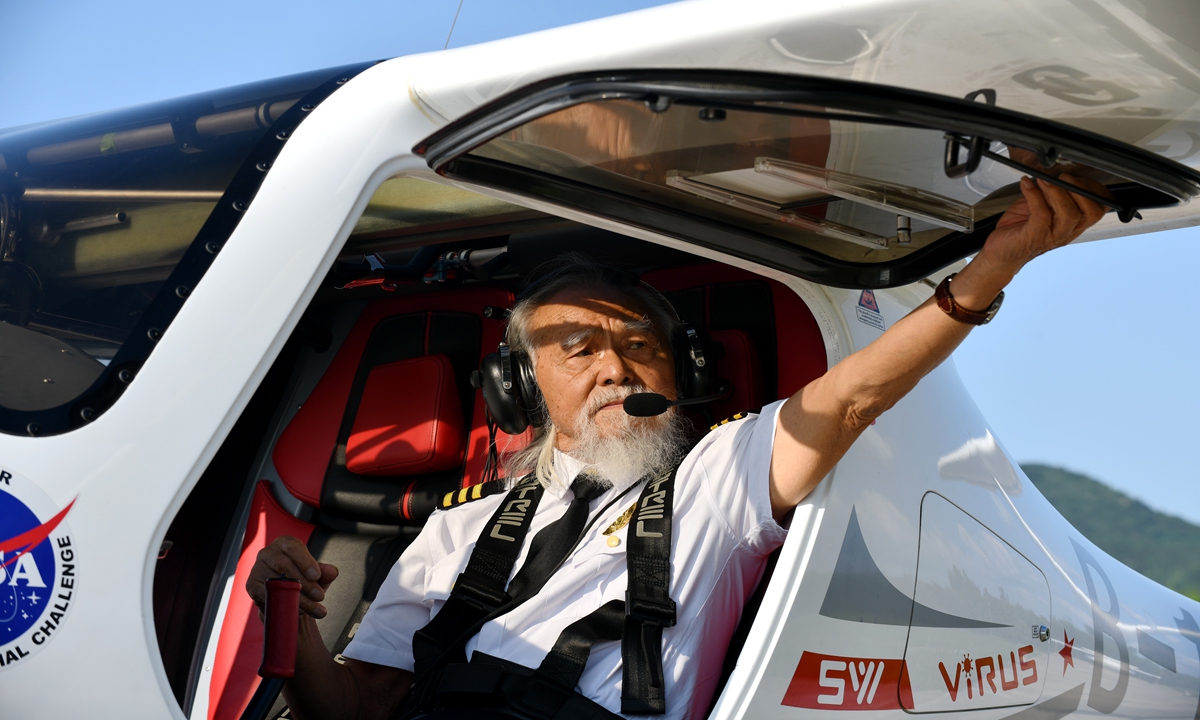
[710,411,749,431]
[440,479,506,510]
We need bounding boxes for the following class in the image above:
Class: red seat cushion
[273,286,514,508]
[346,354,465,476]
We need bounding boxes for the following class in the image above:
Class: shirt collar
[544,449,583,500]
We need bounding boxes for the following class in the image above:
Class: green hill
[1022,463,1200,601]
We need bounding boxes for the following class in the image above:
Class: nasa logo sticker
[0,466,77,669]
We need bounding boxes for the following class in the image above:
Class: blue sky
[3,1,1196,523]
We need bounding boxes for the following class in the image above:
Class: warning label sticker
[856,290,884,331]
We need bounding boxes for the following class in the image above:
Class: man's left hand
[979,174,1112,276]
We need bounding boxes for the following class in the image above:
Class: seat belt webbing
[534,599,626,690]
[521,464,679,716]
[412,475,543,677]
[621,465,677,714]
[414,464,680,716]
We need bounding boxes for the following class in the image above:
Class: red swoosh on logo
[1,498,75,568]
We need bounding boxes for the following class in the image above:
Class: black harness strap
[427,602,632,720]
[515,464,679,717]
[413,464,680,718]
[412,475,543,677]
[534,600,626,690]
[621,465,678,714]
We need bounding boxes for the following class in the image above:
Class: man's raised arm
[768,175,1111,520]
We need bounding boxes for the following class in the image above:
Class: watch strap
[934,273,1003,325]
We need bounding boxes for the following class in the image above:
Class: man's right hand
[246,536,339,619]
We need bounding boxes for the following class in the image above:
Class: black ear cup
[513,349,545,429]
[479,345,544,435]
[674,324,721,400]
[479,351,525,435]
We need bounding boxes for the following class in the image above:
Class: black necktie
[506,473,607,598]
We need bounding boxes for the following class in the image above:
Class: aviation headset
[478,263,720,435]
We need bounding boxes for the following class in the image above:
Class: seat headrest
[345,354,466,477]
[709,329,763,418]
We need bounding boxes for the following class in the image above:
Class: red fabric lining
[346,355,466,476]
[208,482,315,720]
[272,287,513,506]
[770,282,826,398]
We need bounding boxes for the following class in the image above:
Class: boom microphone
[623,387,733,417]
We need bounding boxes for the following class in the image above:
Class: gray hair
[501,254,680,485]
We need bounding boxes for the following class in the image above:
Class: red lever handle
[259,577,302,678]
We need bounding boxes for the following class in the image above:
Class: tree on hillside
[1023,463,1200,601]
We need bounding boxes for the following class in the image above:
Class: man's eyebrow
[558,317,654,349]
[624,316,654,333]
[560,328,598,349]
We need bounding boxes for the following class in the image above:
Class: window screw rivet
[26,423,41,436]
[256,161,271,172]
[175,285,190,299]
[80,407,96,422]
[301,104,315,112]
[147,327,162,341]
[337,78,349,84]
[276,130,291,140]
[205,241,221,254]
[117,369,134,384]
[232,200,248,212]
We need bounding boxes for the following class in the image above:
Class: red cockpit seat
[208,287,517,720]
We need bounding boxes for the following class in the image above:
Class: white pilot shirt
[343,400,788,719]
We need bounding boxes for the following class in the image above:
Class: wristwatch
[934,273,1004,325]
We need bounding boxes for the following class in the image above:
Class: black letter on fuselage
[1073,539,1129,713]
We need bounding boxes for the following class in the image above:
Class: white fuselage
[2,2,1199,718]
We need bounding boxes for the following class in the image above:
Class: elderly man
[247,173,1109,720]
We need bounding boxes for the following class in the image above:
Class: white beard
[561,385,688,493]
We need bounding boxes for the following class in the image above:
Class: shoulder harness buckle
[453,572,511,611]
[625,591,677,628]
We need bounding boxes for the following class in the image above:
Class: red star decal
[1059,631,1075,674]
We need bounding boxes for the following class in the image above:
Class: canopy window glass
[0,64,363,433]
[427,74,1197,287]
[472,99,1128,263]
